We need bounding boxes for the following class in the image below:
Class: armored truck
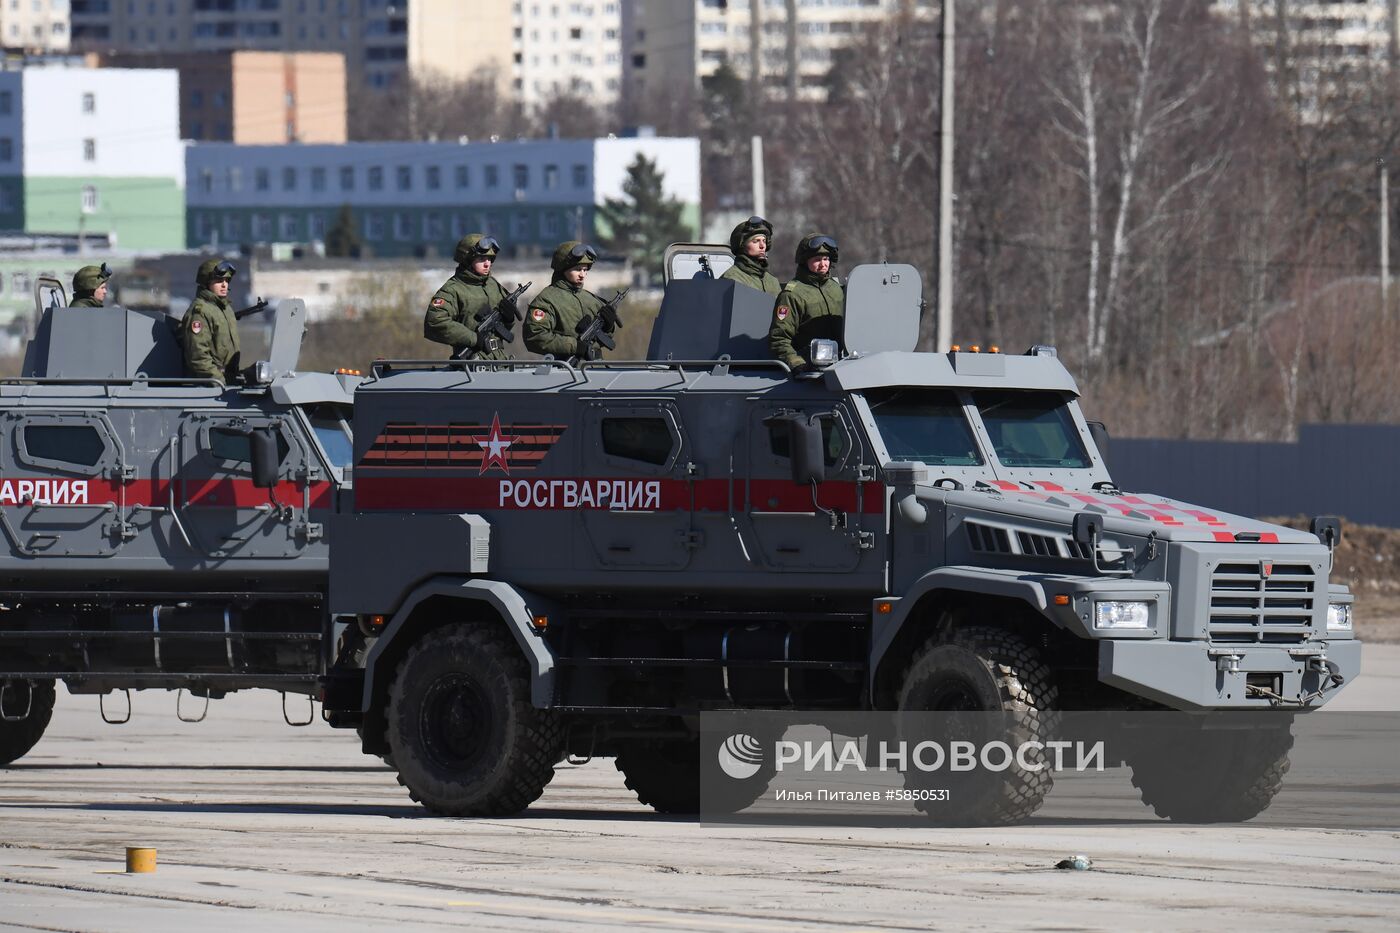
[322,249,1360,824]
[0,279,356,765]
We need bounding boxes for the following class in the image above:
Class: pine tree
[325,204,363,258]
[598,155,692,283]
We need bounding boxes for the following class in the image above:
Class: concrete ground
[2,646,1397,932]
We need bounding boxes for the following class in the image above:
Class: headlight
[1094,600,1151,630]
[1327,604,1353,632]
[808,339,839,367]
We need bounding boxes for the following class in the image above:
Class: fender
[360,576,558,710]
[869,566,1054,693]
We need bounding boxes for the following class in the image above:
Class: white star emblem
[473,413,518,474]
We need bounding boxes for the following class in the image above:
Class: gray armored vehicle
[323,249,1359,824]
[0,279,356,765]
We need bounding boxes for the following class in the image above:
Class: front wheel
[0,680,56,767]
[897,626,1060,825]
[1127,717,1294,823]
[385,624,563,816]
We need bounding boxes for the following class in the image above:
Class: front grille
[1208,562,1316,644]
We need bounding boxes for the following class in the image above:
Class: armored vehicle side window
[307,404,353,470]
[601,417,673,466]
[768,418,849,466]
[22,425,105,467]
[864,388,982,466]
[973,390,1091,469]
[209,427,290,466]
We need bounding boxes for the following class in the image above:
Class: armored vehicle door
[576,400,695,569]
[739,400,885,579]
[1,411,128,558]
[176,411,318,560]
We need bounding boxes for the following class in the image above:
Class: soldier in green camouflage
[424,234,519,360]
[181,259,241,384]
[720,216,780,295]
[523,241,607,360]
[69,264,112,308]
[769,234,844,370]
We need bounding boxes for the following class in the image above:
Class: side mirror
[1072,511,1102,547]
[248,427,280,488]
[765,412,826,486]
[1087,421,1110,470]
[1310,515,1343,548]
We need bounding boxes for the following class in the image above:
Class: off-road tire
[615,735,775,815]
[1127,719,1293,823]
[385,624,563,816]
[0,680,56,767]
[898,626,1060,825]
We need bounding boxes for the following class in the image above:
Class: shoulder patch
[775,306,790,321]
[531,308,547,322]
[431,297,446,307]
[189,319,203,334]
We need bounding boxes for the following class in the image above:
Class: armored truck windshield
[972,389,1091,469]
[864,388,983,466]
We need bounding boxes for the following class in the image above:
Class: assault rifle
[234,297,270,320]
[459,280,532,359]
[572,287,629,364]
[697,255,715,279]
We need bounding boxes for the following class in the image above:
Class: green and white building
[184,136,701,259]
[0,66,185,253]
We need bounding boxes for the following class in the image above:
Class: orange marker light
[532,615,549,630]
[989,346,1000,354]
[1053,595,1071,606]
[875,601,894,615]
[369,614,387,628]
[950,344,961,352]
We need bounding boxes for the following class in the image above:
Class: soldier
[720,216,781,295]
[424,234,517,360]
[69,264,112,308]
[524,241,608,360]
[769,233,845,370]
[181,259,241,384]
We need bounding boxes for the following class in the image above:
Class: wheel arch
[871,570,1059,709]
[360,578,557,725]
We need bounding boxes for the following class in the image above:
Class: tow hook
[1208,648,1242,673]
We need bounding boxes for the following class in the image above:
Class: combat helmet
[795,233,839,266]
[551,241,598,274]
[196,259,237,286]
[729,215,774,255]
[72,263,112,296]
[454,233,501,266]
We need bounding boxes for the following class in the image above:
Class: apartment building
[184,135,700,259]
[1215,1,1398,66]
[513,0,623,106]
[1,0,71,52]
[100,50,346,143]
[623,0,934,109]
[0,65,184,251]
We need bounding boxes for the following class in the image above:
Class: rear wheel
[0,680,56,767]
[616,734,775,815]
[898,626,1060,825]
[1127,718,1293,823]
[385,624,563,816]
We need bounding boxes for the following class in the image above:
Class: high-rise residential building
[1214,1,1398,69]
[622,0,934,111]
[512,1,624,106]
[0,65,184,251]
[184,135,700,259]
[100,51,347,144]
[0,0,71,52]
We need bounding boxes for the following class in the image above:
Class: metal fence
[1111,424,1400,529]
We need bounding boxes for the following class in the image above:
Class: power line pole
[936,0,955,351]
[1382,158,1390,319]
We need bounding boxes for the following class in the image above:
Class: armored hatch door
[1,411,127,558]
[739,400,885,580]
[843,264,922,356]
[576,400,695,570]
[176,411,314,560]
